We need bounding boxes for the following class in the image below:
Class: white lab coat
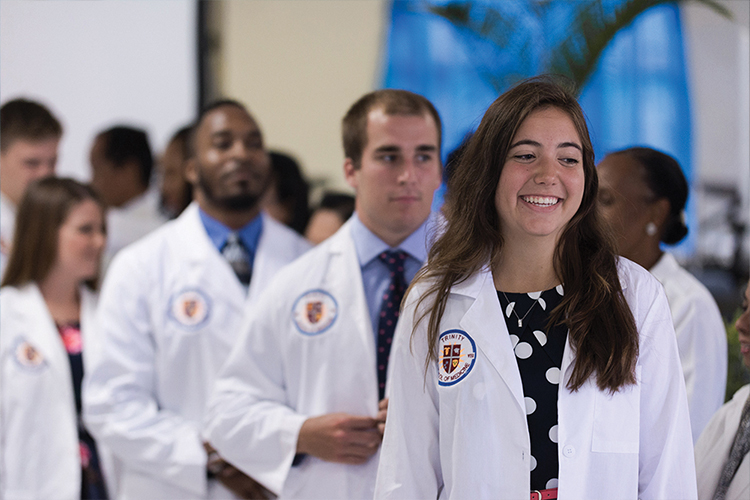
[695,384,750,500]
[0,283,116,500]
[375,258,697,500]
[83,202,310,500]
[102,187,168,273]
[204,220,383,500]
[650,252,728,442]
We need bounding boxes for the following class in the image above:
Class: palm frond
[424,0,734,92]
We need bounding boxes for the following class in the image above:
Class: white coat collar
[7,282,97,372]
[447,263,582,413]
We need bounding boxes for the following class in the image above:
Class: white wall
[0,0,198,181]
[683,0,749,265]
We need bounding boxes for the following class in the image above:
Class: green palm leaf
[425,0,733,93]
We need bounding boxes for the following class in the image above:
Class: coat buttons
[563,445,576,457]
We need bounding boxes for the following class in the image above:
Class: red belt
[530,488,557,500]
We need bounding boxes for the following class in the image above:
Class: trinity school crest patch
[169,289,211,329]
[437,329,476,386]
[293,289,338,335]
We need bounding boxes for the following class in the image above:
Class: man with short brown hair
[205,89,443,499]
[0,98,62,275]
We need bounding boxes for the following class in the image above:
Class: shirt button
[563,445,576,457]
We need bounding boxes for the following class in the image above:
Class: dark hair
[317,191,355,223]
[188,99,251,158]
[342,89,442,169]
[2,178,105,290]
[609,147,689,245]
[97,126,153,187]
[163,125,193,217]
[269,151,310,235]
[412,76,638,393]
[0,98,62,151]
[170,125,192,160]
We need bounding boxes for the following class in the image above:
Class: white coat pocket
[591,369,640,453]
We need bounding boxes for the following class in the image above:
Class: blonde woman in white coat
[0,178,112,500]
[374,78,697,500]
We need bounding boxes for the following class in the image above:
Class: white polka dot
[473,382,486,400]
[548,424,559,443]
[505,302,516,318]
[509,334,520,348]
[527,291,541,300]
[546,367,561,384]
[533,330,547,346]
[515,342,533,359]
[524,397,536,415]
[546,478,559,489]
[556,284,564,296]
[530,455,537,471]
[538,297,546,310]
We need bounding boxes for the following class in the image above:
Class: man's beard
[197,169,266,211]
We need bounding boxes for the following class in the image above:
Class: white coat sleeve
[635,279,698,500]
[671,290,728,442]
[203,278,308,496]
[374,290,443,499]
[82,252,207,496]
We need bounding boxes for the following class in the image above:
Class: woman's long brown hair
[411,77,638,393]
[2,177,105,291]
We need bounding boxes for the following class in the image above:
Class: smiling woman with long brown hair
[374,78,697,500]
[0,177,112,499]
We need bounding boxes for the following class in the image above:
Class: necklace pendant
[518,319,523,328]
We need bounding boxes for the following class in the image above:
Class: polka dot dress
[497,285,567,491]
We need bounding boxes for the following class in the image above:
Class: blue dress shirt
[349,213,431,343]
[198,208,263,264]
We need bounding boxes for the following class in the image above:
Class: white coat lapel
[18,284,71,379]
[173,203,245,308]
[453,267,526,413]
[324,223,376,362]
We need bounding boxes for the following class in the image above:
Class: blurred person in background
[695,280,750,500]
[0,98,62,277]
[204,89,442,499]
[304,191,355,245]
[262,151,310,235]
[89,125,167,269]
[0,177,113,500]
[597,146,727,442]
[158,125,193,219]
[83,100,310,500]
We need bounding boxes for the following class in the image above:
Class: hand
[376,398,388,436]
[204,442,271,499]
[296,413,381,464]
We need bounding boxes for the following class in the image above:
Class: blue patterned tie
[376,250,407,400]
[222,232,252,286]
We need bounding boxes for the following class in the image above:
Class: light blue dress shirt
[349,213,431,342]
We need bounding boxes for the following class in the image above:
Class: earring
[645,222,658,236]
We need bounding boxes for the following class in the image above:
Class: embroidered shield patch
[14,339,45,370]
[438,329,476,386]
[169,289,211,329]
[293,289,338,335]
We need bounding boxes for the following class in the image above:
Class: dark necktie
[376,250,407,400]
[222,232,252,286]
[713,393,750,500]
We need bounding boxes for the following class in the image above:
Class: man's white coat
[83,203,309,499]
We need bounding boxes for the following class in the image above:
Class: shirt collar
[198,208,264,254]
[349,212,431,267]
